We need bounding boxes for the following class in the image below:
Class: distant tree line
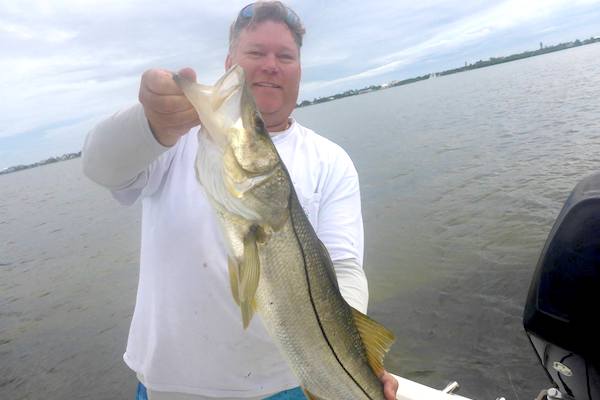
[297,36,600,108]
[436,37,599,77]
[1,152,81,175]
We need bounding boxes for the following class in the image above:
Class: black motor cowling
[524,173,600,399]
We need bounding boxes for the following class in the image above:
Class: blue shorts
[263,387,306,399]
[136,382,306,400]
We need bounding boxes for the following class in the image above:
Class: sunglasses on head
[237,2,301,27]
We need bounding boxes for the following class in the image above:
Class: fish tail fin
[351,307,396,377]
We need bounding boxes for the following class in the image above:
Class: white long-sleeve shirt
[82,104,368,399]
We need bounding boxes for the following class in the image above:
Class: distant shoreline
[296,36,600,108]
[0,152,81,176]
[3,36,598,175]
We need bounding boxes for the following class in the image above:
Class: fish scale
[255,205,374,398]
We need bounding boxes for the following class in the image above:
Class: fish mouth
[174,65,246,148]
[253,82,282,89]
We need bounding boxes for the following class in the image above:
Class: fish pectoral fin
[227,227,261,329]
[351,307,396,377]
[227,257,241,306]
[239,226,261,329]
[302,388,327,400]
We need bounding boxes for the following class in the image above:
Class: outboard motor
[524,173,600,399]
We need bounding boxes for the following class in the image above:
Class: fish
[174,65,395,400]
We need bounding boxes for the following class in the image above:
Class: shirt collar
[270,117,296,144]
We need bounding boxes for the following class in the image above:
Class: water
[294,42,600,399]
[0,162,141,399]
[2,43,600,399]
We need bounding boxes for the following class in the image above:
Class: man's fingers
[379,371,399,400]
[142,69,184,95]
[177,67,197,82]
[384,381,397,400]
[138,67,200,146]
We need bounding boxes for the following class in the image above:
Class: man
[83,2,398,399]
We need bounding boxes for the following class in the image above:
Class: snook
[174,65,395,400]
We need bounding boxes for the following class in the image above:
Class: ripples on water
[1,43,599,400]
[295,43,600,399]
[0,163,141,399]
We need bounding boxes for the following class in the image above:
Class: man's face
[226,20,301,131]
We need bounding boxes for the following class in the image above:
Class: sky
[1,0,599,170]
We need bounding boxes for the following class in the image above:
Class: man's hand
[138,67,200,147]
[379,370,399,400]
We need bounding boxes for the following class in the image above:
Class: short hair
[229,1,306,52]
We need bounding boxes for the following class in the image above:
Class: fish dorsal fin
[351,308,396,377]
[227,226,261,329]
[302,388,327,400]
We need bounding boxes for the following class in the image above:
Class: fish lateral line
[288,192,375,400]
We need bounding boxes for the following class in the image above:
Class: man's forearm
[82,104,170,189]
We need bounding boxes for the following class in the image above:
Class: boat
[393,374,474,399]
[393,173,600,400]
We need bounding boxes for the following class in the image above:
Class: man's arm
[82,68,200,194]
[333,258,369,313]
[82,104,168,189]
[316,148,367,312]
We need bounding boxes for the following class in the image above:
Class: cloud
[300,0,600,97]
[1,0,600,167]
[0,20,77,42]
[0,0,245,169]
[43,115,101,141]
[301,49,350,69]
